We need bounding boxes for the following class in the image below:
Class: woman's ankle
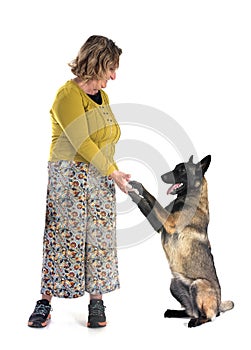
[90,294,102,301]
[42,294,52,303]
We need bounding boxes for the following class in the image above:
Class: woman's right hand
[110,170,131,193]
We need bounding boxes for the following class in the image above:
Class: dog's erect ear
[197,155,211,175]
[188,155,194,163]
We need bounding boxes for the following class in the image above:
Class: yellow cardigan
[49,80,121,176]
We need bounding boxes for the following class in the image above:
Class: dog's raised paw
[128,181,144,196]
[126,183,140,195]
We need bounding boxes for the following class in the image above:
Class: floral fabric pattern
[41,161,120,298]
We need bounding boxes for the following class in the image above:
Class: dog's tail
[220,300,234,312]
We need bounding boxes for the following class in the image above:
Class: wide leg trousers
[40,161,120,298]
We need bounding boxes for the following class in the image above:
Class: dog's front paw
[128,181,144,196]
[128,190,141,204]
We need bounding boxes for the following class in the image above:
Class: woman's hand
[110,170,131,193]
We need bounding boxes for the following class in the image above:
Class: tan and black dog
[128,155,234,327]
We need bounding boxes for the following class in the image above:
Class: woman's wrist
[110,170,119,179]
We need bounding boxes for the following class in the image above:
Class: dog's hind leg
[164,278,193,319]
[188,279,219,328]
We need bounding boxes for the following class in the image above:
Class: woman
[28,35,131,328]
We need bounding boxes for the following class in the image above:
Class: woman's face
[90,67,117,94]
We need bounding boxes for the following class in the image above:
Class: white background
[1,0,250,348]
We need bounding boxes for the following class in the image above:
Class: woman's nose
[110,72,116,80]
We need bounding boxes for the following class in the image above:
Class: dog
[128,155,234,327]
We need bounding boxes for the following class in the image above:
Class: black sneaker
[87,299,107,328]
[28,299,52,328]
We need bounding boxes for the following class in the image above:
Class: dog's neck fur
[198,177,209,216]
[175,177,209,213]
[187,177,209,216]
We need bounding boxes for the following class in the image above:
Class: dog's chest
[161,230,184,260]
[161,228,200,265]
[165,198,185,214]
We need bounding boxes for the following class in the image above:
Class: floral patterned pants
[40,161,120,298]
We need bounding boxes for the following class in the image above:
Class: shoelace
[34,304,51,317]
[89,303,106,317]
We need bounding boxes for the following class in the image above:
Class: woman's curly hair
[69,35,122,82]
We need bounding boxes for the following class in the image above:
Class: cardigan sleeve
[51,87,118,176]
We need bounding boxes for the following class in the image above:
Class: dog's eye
[179,167,186,174]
